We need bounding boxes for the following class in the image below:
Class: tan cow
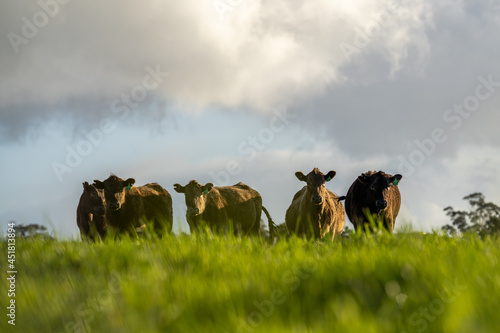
[285,168,345,239]
[173,181,276,236]
[94,175,173,236]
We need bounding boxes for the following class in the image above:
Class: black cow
[76,182,107,240]
[344,171,402,232]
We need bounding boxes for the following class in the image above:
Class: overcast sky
[1,0,499,238]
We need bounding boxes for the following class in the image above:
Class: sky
[1,0,499,238]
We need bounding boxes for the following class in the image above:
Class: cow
[76,182,107,240]
[343,170,402,232]
[94,175,173,236]
[173,181,276,236]
[285,168,345,239]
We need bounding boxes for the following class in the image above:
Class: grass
[1,231,500,332]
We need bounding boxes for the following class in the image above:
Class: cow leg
[250,208,262,235]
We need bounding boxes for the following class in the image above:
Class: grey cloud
[1,0,499,163]
[0,0,436,141]
[287,1,500,160]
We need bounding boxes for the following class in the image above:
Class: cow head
[173,180,213,217]
[295,168,336,205]
[82,182,106,215]
[357,171,402,212]
[94,175,135,211]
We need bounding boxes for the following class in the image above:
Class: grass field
[2,230,500,333]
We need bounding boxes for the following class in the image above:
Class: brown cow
[94,175,173,236]
[173,181,276,235]
[344,170,402,232]
[76,182,107,240]
[285,168,345,239]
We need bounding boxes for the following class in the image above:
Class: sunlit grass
[1,231,499,332]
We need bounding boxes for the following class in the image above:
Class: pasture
[2,230,500,333]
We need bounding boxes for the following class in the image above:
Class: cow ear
[93,180,105,189]
[204,183,214,193]
[173,183,185,193]
[123,178,135,188]
[324,171,336,182]
[295,172,307,182]
[391,174,402,186]
[83,181,90,189]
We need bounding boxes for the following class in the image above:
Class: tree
[12,223,52,239]
[442,193,500,237]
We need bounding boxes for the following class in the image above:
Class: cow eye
[90,192,97,198]
[370,184,375,191]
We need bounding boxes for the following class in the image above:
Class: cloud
[288,0,500,159]
[2,1,499,189]
[0,0,438,141]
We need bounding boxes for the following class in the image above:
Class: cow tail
[262,206,277,237]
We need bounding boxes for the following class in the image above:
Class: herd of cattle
[77,169,402,240]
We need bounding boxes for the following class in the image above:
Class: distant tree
[442,193,500,237]
[12,223,52,239]
[341,225,353,237]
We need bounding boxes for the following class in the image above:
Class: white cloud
[0,0,437,137]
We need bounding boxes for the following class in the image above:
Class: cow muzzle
[312,195,323,205]
[187,207,201,216]
[376,200,387,210]
[109,202,120,211]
